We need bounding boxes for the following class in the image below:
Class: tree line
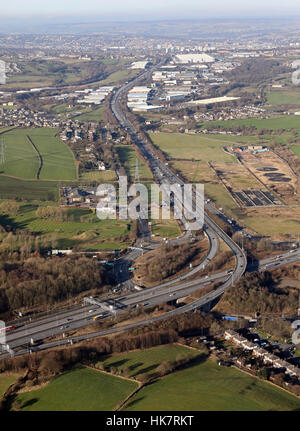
[0,255,110,315]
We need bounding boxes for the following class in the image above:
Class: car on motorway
[169,293,176,297]
[143,302,149,306]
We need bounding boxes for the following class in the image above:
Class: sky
[2,0,300,20]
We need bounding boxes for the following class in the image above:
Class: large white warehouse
[174,54,214,64]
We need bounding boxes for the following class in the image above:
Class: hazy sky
[2,0,300,19]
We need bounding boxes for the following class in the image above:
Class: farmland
[0,176,59,201]
[98,69,140,86]
[74,105,105,122]
[12,345,300,411]
[0,128,77,181]
[15,366,138,411]
[172,160,237,215]
[79,169,117,182]
[266,88,300,106]
[116,145,153,180]
[0,202,132,250]
[240,207,300,237]
[0,129,39,179]
[99,344,199,378]
[199,115,300,134]
[124,357,300,411]
[149,132,237,163]
[27,129,77,180]
[1,58,106,90]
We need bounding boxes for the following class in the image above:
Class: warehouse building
[174,53,215,64]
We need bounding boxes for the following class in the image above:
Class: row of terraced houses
[224,330,300,380]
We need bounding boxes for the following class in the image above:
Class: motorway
[1,245,300,357]
[0,67,298,359]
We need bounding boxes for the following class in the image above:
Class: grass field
[99,69,140,86]
[75,105,105,122]
[99,344,199,379]
[2,59,97,90]
[0,128,77,181]
[28,129,77,180]
[151,219,181,239]
[0,373,21,397]
[240,207,300,237]
[149,132,236,163]
[80,170,117,182]
[0,176,59,201]
[116,145,153,180]
[290,145,300,158]
[172,160,237,216]
[49,103,94,119]
[124,358,300,411]
[199,116,300,134]
[0,202,132,250]
[0,129,40,179]
[15,366,138,411]
[266,89,300,106]
[0,126,15,134]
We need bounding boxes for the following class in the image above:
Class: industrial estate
[1,11,300,415]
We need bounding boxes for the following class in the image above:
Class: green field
[125,358,300,411]
[0,202,132,250]
[15,366,138,411]
[149,132,236,163]
[290,145,300,158]
[49,103,94,119]
[99,69,140,86]
[13,346,300,411]
[0,373,21,397]
[199,115,300,133]
[0,176,59,201]
[266,89,300,106]
[80,169,117,182]
[116,145,153,180]
[0,128,77,181]
[75,105,105,122]
[0,129,40,179]
[28,129,77,180]
[99,344,197,379]
[151,219,181,239]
